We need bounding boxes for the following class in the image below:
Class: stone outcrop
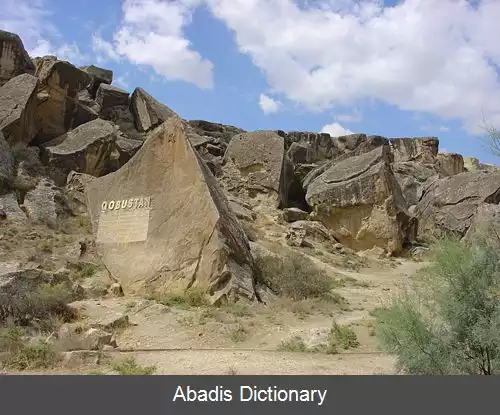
[390,137,438,163]
[41,119,120,181]
[96,84,129,111]
[0,30,35,86]
[80,65,113,97]
[305,146,413,254]
[392,162,438,206]
[0,74,39,148]
[437,153,465,177]
[0,133,14,193]
[34,58,96,143]
[281,207,310,223]
[223,130,293,207]
[416,171,500,237]
[130,87,176,133]
[286,220,336,248]
[84,117,256,303]
[463,203,500,246]
[0,193,27,225]
[464,157,497,172]
[23,178,68,228]
[115,137,143,166]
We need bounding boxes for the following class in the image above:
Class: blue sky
[2,0,500,164]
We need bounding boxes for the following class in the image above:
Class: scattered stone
[0,30,35,86]
[85,117,256,303]
[58,323,114,351]
[0,74,39,148]
[281,207,309,223]
[107,283,124,297]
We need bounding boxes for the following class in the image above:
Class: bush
[278,336,307,352]
[154,287,208,308]
[0,327,60,370]
[254,251,337,301]
[111,358,156,375]
[375,238,500,375]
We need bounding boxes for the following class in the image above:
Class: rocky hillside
[1,29,500,373]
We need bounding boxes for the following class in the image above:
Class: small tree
[484,125,500,158]
[375,236,500,375]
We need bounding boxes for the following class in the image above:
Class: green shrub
[254,251,337,301]
[229,324,249,343]
[111,358,156,375]
[375,238,500,375]
[278,336,307,352]
[154,287,208,308]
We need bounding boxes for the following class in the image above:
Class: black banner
[0,375,493,414]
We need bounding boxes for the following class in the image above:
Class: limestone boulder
[415,171,500,237]
[130,87,176,132]
[0,74,39,148]
[65,171,95,216]
[390,137,438,163]
[305,146,413,254]
[23,178,69,228]
[222,130,293,207]
[99,105,144,142]
[463,157,497,172]
[41,119,120,181]
[463,203,500,246]
[286,220,336,248]
[79,65,113,97]
[0,30,35,86]
[0,193,27,225]
[437,153,465,176]
[96,84,129,112]
[34,58,96,143]
[84,117,256,304]
[281,207,309,223]
[187,120,244,144]
[115,137,143,166]
[0,133,14,193]
[392,161,438,206]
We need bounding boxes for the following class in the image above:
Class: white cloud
[114,74,131,90]
[259,94,282,114]
[96,0,213,89]
[206,0,500,134]
[92,34,120,62]
[0,0,87,64]
[320,122,353,137]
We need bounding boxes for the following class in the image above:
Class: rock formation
[0,30,35,86]
[85,117,256,304]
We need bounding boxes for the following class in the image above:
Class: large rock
[23,178,69,228]
[437,153,465,177]
[416,171,500,237]
[463,157,497,172]
[0,193,27,225]
[130,87,176,133]
[84,117,256,303]
[34,58,96,143]
[0,74,39,148]
[390,137,439,163]
[463,203,500,246]
[41,119,120,181]
[187,120,244,144]
[392,162,438,206]
[0,133,14,193]
[0,30,35,86]
[79,65,113,97]
[222,130,293,207]
[115,137,143,166]
[96,84,129,111]
[305,146,413,254]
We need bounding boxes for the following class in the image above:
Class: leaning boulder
[0,74,39,148]
[130,87,176,133]
[35,59,95,143]
[305,146,413,254]
[222,130,293,207]
[0,30,35,86]
[84,117,256,304]
[41,119,120,181]
[416,171,500,237]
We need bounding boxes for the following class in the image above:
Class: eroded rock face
[390,137,439,163]
[23,178,69,228]
[306,146,413,254]
[0,74,39,148]
[0,133,14,193]
[0,30,35,86]
[41,119,120,181]
[223,130,293,207]
[463,157,497,172]
[463,203,500,246]
[130,87,176,132]
[34,59,95,143]
[437,153,465,177]
[392,162,438,206]
[96,84,129,111]
[85,117,256,304]
[416,171,500,237]
[0,193,27,225]
[80,65,113,97]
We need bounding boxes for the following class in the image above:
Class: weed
[111,358,157,375]
[278,336,307,352]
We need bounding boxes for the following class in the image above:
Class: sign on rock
[96,196,152,244]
